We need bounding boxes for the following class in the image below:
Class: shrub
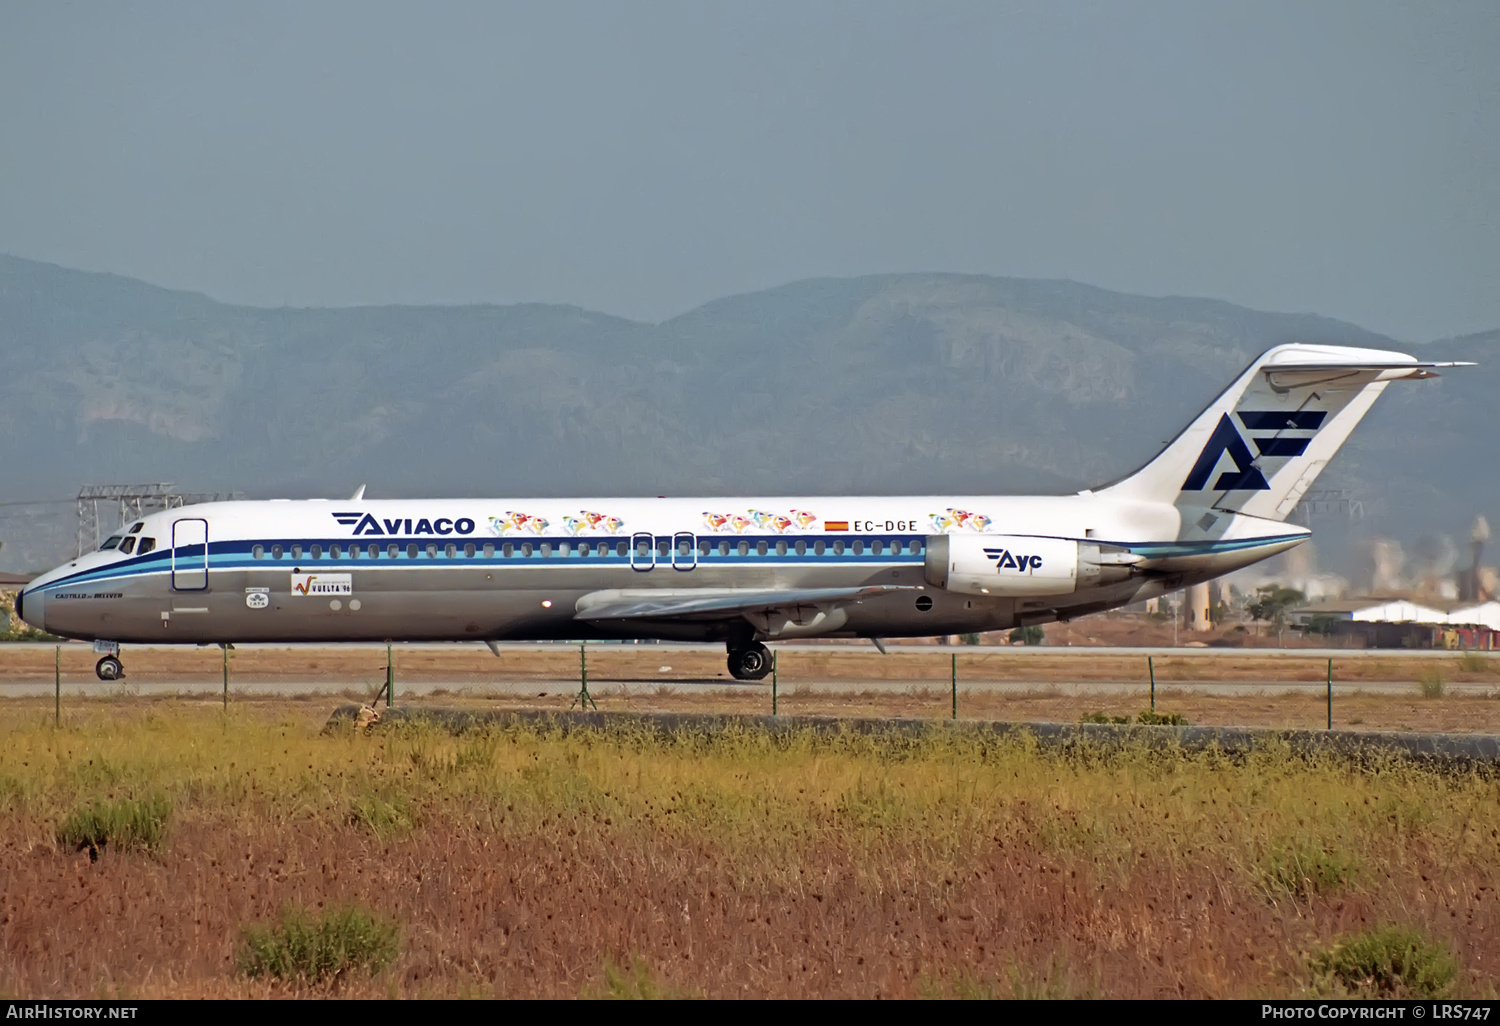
[958,633,982,645]
[1008,625,1045,646]
[587,957,700,999]
[58,793,171,859]
[1458,652,1490,673]
[1259,841,1359,897]
[1135,709,1189,726]
[1080,711,1129,725]
[1418,668,1446,699]
[237,904,400,983]
[1309,926,1457,998]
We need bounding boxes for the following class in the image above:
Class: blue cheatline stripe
[38,534,933,589]
[1108,534,1305,558]
[39,531,1306,591]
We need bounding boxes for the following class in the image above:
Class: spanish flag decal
[824,521,849,531]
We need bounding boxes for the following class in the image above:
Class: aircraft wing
[574,585,916,622]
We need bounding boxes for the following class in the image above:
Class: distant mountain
[0,255,1493,574]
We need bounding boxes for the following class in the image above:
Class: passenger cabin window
[310,544,322,559]
[368,544,380,558]
[119,537,136,554]
[833,541,845,555]
[407,544,418,558]
[719,541,730,556]
[291,545,303,559]
[775,541,787,556]
[387,544,399,558]
[813,541,825,555]
[100,535,122,551]
[756,541,768,556]
[483,543,495,558]
[851,541,863,555]
[502,543,513,557]
[330,544,342,558]
[252,544,264,559]
[464,543,476,558]
[445,543,457,558]
[271,545,283,559]
[795,540,806,555]
[578,542,590,556]
[616,541,628,556]
[521,543,533,557]
[137,538,156,555]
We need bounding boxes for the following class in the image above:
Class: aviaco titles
[16,344,1470,681]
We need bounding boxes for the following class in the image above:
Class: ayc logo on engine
[985,547,1043,574]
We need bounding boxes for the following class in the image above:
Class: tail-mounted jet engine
[924,535,1142,597]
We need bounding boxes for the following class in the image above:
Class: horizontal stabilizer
[1099,344,1472,521]
[575,585,915,622]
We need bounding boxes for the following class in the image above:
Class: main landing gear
[95,655,124,681]
[727,641,772,682]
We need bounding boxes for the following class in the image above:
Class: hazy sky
[1,1,1496,340]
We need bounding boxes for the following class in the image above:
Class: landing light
[542,600,553,608]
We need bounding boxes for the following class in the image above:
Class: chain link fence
[0,640,1496,732]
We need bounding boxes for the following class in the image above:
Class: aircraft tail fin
[1097,344,1469,521]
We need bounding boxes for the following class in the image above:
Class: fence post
[771,651,778,716]
[222,643,228,714]
[385,641,394,709]
[54,645,60,727]
[951,652,957,720]
[571,641,598,711]
[1326,658,1333,730]
[1148,656,1156,712]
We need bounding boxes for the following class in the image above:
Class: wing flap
[574,585,916,621]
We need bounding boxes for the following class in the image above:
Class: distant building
[1293,596,1500,649]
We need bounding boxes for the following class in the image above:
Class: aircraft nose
[16,585,44,632]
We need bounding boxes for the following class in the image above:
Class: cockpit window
[100,535,123,551]
[119,537,137,554]
[128,523,144,534]
[137,537,157,555]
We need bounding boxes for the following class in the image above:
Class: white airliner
[16,344,1469,681]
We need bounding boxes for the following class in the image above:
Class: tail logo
[1182,411,1327,492]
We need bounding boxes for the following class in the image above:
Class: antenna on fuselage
[350,484,367,501]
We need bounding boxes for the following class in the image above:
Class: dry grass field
[2,705,1498,998]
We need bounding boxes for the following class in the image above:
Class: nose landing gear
[727,642,772,682]
[95,655,124,681]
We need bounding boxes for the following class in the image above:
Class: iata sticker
[246,592,269,609]
[290,573,352,597]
